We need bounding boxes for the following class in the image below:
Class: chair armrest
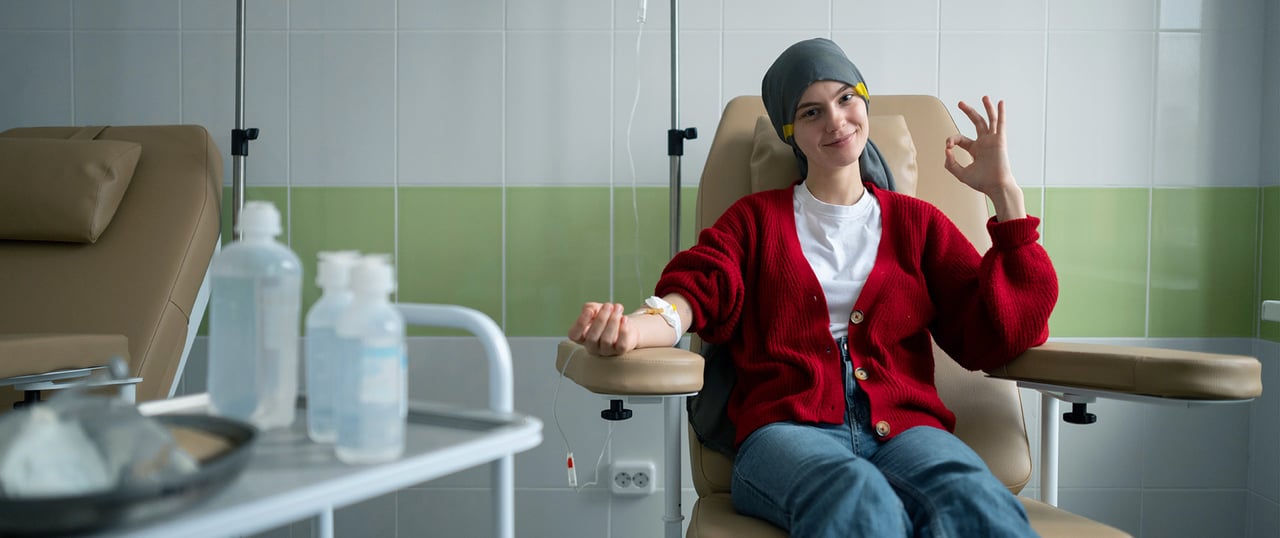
[555,340,704,396]
[985,341,1262,400]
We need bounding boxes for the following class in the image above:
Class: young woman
[568,38,1056,537]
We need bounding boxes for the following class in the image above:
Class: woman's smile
[824,131,856,148]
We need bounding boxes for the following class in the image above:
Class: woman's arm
[929,95,1056,369]
[924,213,1057,370]
[567,294,694,356]
[568,198,759,356]
[943,96,1027,222]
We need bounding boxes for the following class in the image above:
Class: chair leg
[664,396,684,538]
[1040,392,1059,506]
[14,390,40,409]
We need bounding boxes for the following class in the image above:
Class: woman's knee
[733,457,909,537]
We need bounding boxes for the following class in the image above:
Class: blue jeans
[731,337,1036,537]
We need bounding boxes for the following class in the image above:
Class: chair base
[687,493,1132,538]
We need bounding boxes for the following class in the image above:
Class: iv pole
[667,2,697,260]
[663,1,697,537]
[230,0,259,240]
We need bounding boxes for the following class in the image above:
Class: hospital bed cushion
[0,134,141,243]
[0,334,129,380]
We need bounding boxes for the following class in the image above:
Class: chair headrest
[0,135,141,243]
[747,114,919,196]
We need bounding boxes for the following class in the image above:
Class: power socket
[610,461,656,496]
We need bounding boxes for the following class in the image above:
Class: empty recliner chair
[0,124,222,406]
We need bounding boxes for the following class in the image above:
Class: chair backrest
[0,125,222,401]
[689,95,1032,497]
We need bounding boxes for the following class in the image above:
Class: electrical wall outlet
[610,460,656,496]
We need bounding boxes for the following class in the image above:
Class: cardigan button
[854,367,869,381]
[874,420,891,437]
[850,310,865,324]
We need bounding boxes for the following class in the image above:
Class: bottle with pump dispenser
[207,201,303,430]
[335,255,407,463]
[304,251,360,443]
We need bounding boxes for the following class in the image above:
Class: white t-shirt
[793,183,883,340]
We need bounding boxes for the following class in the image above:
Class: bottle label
[359,345,405,405]
[260,277,299,353]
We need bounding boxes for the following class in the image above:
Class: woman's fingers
[982,96,999,135]
[581,303,614,348]
[957,100,989,135]
[568,302,604,341]
[946,134,973,151]
[996,99,1006,136]
[944,144,966,179]
[577,303,630,356]
[598,304,625,354]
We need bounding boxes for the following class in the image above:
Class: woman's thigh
[732,421,908,537]
[870,426,1034,538]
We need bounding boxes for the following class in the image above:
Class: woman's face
[791,80,869,175]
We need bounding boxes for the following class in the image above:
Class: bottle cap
[350,254,395,296]
[237,201,282,237]
[316,251,360,289]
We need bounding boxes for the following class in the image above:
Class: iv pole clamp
[667,127,698,157]
[231,128,259,157]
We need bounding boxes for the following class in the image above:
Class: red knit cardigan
[656,184,1057,446]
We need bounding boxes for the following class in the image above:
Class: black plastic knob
[601,399,633,421]
[1063,402,1097,425]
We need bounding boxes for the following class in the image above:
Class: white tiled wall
[397,31,505,186]
[289,32,397,186]
[1,0,1269,191]
[1255,2,1280,535]
[1265,0,1280,188]
[1249,340,1280,537]
[6,1,1279,537]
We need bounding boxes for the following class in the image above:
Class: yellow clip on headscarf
[854,81,869,101]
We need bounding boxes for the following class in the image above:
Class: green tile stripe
[1148,187,1259,338]
[1262,187,1280,342]
[398,187,502,336]
[612,186,700,306]
[1044,188,1150,338]
[198,185,1271,341]
[290,187,396,332]
[505,187,611,337]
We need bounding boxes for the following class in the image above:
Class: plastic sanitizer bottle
[335,255,407,464]
[304,251,360,443]
[207,201,303,430]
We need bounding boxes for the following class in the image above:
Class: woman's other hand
[568,302,639,356]
[944,96,1026,221]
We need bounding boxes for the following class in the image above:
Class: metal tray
[0,414,256,536]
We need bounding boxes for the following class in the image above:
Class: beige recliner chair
[0,125,222,406]
[556,95,1263,537]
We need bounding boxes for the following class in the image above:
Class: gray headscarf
[761,38,895,191]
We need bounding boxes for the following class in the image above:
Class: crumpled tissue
[0,395,198,498]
